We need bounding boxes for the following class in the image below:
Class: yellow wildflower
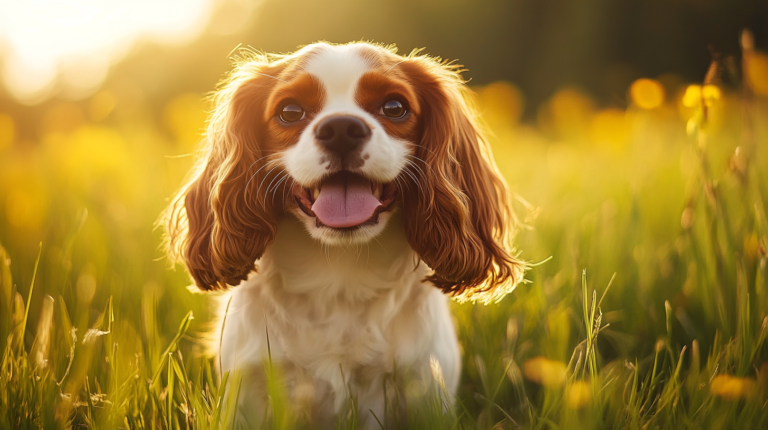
[630,78,665,110]
[682,85,702,108]
[565,380,592,409]
[523,356,567,387]
[710,374,755,399]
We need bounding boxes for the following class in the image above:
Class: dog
[164,41,524,427]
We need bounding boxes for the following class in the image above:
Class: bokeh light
[629,78,665,110]
[523,357,567,387]
[5,182,47,230]
[682,85,703,108]
[0,0,215,103]
[709,375,756,400]
[683,84,722,108]
[589,108,628,147]
[0,113,14,151]
[744,51,768,96]
[565,381,591,409]
[162,93,209,151]
[476,81,525,126]
[88,91,117,123]
[538,87,594,140]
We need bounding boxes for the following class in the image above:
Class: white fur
[219,214,460,428]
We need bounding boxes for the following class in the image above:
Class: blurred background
[2,0,768,112]
[1,0,768,428]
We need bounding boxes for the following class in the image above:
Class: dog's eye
[380,100,406,119]
[279,104,305,123]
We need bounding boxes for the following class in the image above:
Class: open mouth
[293,171,397,229]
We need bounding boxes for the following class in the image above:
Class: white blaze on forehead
[304,45,373,106]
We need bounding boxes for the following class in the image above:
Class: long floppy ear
[399,57,526,302]
[164,56,284,291]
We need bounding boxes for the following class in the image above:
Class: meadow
[1,43,768,429]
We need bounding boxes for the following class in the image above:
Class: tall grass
[1,38,768,428]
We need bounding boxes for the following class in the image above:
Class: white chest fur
[217,212,461,425]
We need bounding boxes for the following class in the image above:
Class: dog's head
[165,42,524,300]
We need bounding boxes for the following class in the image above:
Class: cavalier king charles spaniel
[165,41,524,427]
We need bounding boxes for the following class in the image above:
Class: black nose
[315,116,371,154]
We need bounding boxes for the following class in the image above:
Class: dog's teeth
[373,183,382,199]
[313,187,320,200]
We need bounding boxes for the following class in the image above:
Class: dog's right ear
[164,56,286,291]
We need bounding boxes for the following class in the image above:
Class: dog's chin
[291,207,395,246]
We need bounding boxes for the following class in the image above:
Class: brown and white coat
[164,42,524,427]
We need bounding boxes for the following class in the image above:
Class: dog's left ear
[399,58,525,300]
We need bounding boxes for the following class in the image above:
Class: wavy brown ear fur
[164,55,285,291]
[399,56,525,301]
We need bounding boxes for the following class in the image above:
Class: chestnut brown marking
[354,71,420,142]
[264,73,327,150]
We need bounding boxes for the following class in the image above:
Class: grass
[2,47,768,428]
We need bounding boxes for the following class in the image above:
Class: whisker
[395,176,403,194]
[405,154,433,173]
[354,242,362,268]
[372,235,386,252]
[246,159,280,199]
[405,161,425,184]
[405,154,428,163]
[256,164,284,201]
[411,143,439,158]
[405,159,428,182]
[267,172,285,202]
[394,176,409,194]
[246,154,275,173]
[254,72,288,83]
[271,173,291,205]
[282,178,297,209]
[262,168,286,203]
[402,166,424,196]
[393,175,413,213]
[384,59,407,75]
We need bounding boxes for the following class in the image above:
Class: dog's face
[165,42,524,301]
[275,45,416,245]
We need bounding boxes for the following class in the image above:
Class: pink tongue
[312,174,382,228]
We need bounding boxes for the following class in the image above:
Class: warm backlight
[0,0,214,104]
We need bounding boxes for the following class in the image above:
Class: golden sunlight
[629,78,665,110]
[523,356,567,387]
[0,0,215,104]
